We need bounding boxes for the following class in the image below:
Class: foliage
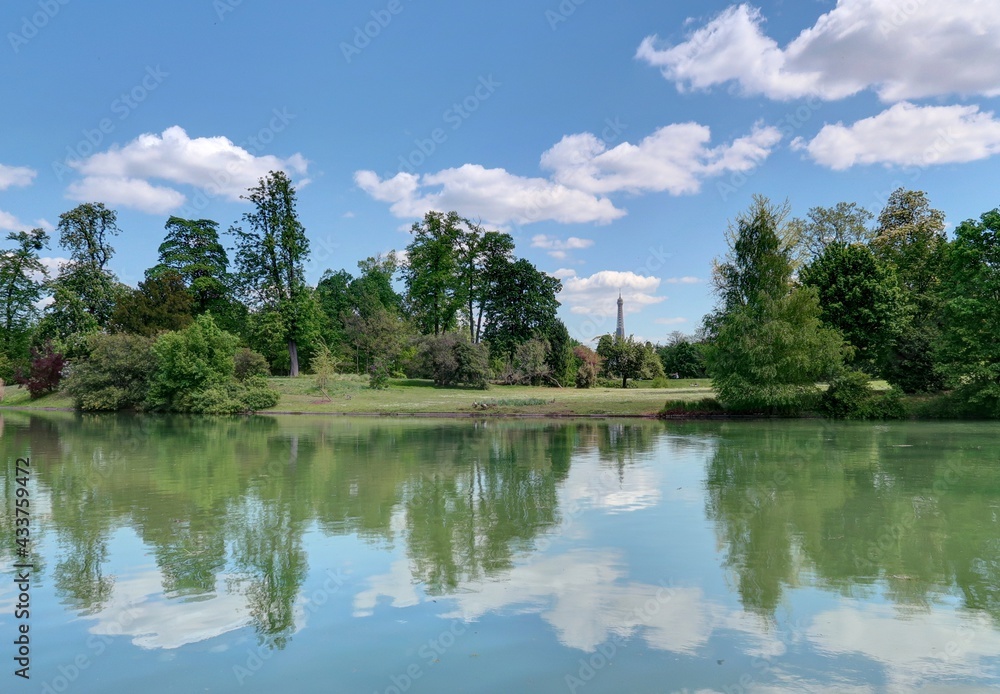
[707,197,844,413]
[110,270,194,336]
[510,338,552,385]
[457,225,515,343]
[310,341,339,400]
[146,314,278,413]
[404,211,465,335]
[640,341,665,380]
[791,201,874,260]
[368,359,392,390]
[417,333,489,388]
[232,171,311,376]
[481,258,561,358]
[573,345,601,388]
[937,208,1000,414]
[148,217,232,313]
[819,370,906,420]
[799,242,903,371]
[659,397,725,416]
[657,337,707,378]
[64,333,157,411]
[544,319,575,386]
[602,336,648,389]
[234,347,271,381]
[57,202,120,271]
[0,228,49,360]
[17,341,66,398]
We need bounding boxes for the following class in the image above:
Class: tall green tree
[109,270,194,336]
[50,202,127,329]
[404,211,465,336]
[799,242,903,373]
[871,188,947,392]
[0,228,49,358]
[232,171,313,376]
[938,208,1000,414]
[602,336,647,389]
[148,216,232,314]
[481,258,561,359]
[456,224,515,343]
[791,202,874,261]
[707,196,844,411]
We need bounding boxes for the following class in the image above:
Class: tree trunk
[622,375,627,389]
[288,340,299,377]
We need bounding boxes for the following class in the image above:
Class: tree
[573,345,601,388]
[707,196,845,411]
[49,202,127,330]
[657,335,707,378]
[602,336,646,388]
[871,189,948,393]
[232,171,312,376]
[110,271,194,336]
[148,217,233,315]
[791,202,874,260]
[0,228,49,359]
[456,224,514,343]
[938,208,1000,414]
[404,211,465,336]
[544,319,574,386]
[799,242,903,372]
[64,333,157,411]
[481,258,561,358]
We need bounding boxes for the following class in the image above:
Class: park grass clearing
[0,376,714,417]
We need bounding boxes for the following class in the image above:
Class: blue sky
[3,0,999,343]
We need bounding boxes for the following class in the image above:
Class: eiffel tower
[615,290,624,340]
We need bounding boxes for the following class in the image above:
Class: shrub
[573,345,601,388]
[418,334,489,388]
[820,370,906,420]
[369,359,391,390]
[234,347,271,381]
[64,333,157,411]
[147,314,239,411]
[16,341,65,398]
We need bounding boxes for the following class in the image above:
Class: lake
[1,413,999,692]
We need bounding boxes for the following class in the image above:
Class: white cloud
[637,1,1000,102]
[0,210,22,231]
[0,164,36,190]
[66,126,309,213]
[355,165,624,226]
[67,176,187,215]
[665,276,701,284]
[557,270,666,318]
[655,317,688,326]
[356,122,780,226]
[794,102,1000,170]
[532,234,595,259]
[541,122,781,196]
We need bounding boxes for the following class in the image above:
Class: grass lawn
[0,375,713,417]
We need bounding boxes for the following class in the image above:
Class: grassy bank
[1,375,715,417]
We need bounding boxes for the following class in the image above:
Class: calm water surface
[1,413,999,693]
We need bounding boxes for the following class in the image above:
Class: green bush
[64,333,157,411]
[820,370,905,420]
[369,359,391,390]
[234,347,271,381]
[418,334,489,388]
[147,314,239,412]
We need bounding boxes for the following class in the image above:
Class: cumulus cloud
[637,1,1000,102]
[531,234,594,259]
[555,269,666,318]
[0,164,36,190]
[0,210,23,231]
[793,102,1000,170]
[540,122,780,196]
[355,166,624,226]
[65,126,309,214]
[356,121,780,226]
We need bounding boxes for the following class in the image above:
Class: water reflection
[1,413,999,691]
[702,422,1000,622]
